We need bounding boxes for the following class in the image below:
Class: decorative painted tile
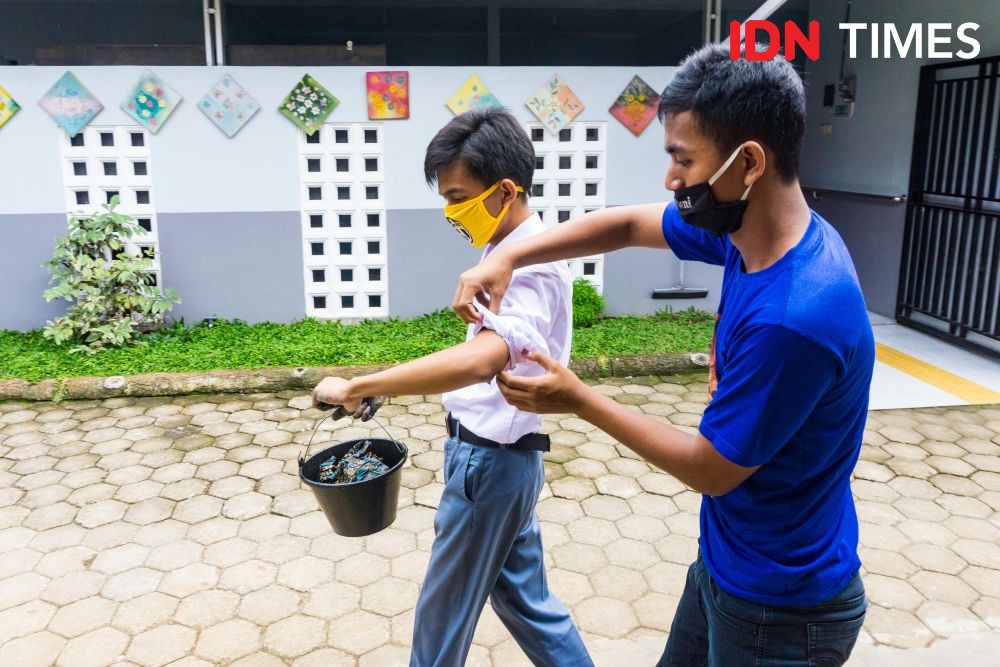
[609,76,660,136]
[279,73,338,136]
[0,85,20,131]
[525,74,584,135]
[120,70,181,134]
[38,71,103,138]
[199,74,260,138]
[367,71,409,120]
[446,74,500,116]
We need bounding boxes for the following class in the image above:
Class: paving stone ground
[1,375,999,666]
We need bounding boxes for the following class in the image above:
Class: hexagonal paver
[222,492,273,520]
[126,624,196,666]
[361,577,419,617]
[327,610,390,655]
[56,625,129,667]
[263,614,327,658]
[574,596,639,638]
[5,384,1000,664]
[194,618,261,662]
[299,581,361,622]
[335,552,390,587]
[590,564,649,602]
[175,589,241,629]
[219,559,278,594]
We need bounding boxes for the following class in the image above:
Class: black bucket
[299,437,408,537]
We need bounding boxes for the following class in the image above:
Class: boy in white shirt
[313,107,592,667]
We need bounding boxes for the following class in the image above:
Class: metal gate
[897,55,1000,359]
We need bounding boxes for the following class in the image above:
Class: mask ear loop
[708,145,745,186]
[489,183,525,220]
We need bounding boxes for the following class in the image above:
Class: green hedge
[0,308,714,382]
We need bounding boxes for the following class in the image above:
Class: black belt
[446,413,550,452]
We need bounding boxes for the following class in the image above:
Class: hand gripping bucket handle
[298,411,408,537]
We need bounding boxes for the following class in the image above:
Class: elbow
[467,357,503,385]
[692,478,737,497]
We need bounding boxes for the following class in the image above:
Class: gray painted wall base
[0,213,70,331]
[810,197,905,318]
[604,247,722,316]
[158,211,305,325]
[387,208,495,319]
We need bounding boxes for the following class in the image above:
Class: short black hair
[424,107,533,196]
[658,43,805,183]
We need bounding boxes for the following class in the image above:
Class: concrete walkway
[1,376,998,666]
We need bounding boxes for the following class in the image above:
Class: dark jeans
[658,557,866,667]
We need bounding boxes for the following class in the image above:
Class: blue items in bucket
[317,440,389,484]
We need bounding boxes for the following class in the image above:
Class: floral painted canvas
[279,74,338,136]
[367,71,409,120]
[39,71,103,138]
[0,85,20,131]
[446,74,500,116]
[609,76,659,136]
[525,74,584,136]
[199,74,260,138]
[120,70,181,134]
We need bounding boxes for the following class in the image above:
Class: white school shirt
[442,213,574,444]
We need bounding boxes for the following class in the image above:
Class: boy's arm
[312,330,509,410]
[453,203,668,323]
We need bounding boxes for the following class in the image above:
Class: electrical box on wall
[823,84,835,107]
[832,103,854,118]
[838,75,856,103]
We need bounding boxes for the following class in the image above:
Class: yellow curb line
[875,343,1000,405]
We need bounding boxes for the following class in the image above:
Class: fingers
[497,370,541,393]
[359,396,386,422]
[496,379,536,412]
[453,278,484,324]
[524,350,559,371]
[487,285,505,314]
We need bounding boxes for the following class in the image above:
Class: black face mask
[673,145,752,237]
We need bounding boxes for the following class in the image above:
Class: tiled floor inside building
[869,313,1000,411]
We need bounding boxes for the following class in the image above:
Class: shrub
[42,197,180,354]
[572,277,605,328]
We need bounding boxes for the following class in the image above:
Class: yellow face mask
[443,181,524,248]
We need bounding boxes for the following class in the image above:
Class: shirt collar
[484,212,544,258]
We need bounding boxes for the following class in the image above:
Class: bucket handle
[299,401,405,467]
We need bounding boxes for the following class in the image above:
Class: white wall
[801,0,1000,195]
[0,65,676,215]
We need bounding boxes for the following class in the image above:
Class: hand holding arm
[498,351,758,496]
[453,203,669,324]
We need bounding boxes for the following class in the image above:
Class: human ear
[498,178,519,207]
[742,142,767,187]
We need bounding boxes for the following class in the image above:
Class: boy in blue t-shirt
[451,44,874,666]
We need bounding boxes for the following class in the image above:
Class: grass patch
[0,308,714,382]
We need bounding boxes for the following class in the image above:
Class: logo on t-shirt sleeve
[708,312,720,402]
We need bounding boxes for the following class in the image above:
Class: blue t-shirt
[662,202,874,606]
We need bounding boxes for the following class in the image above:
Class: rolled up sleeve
[472,274,554,371]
